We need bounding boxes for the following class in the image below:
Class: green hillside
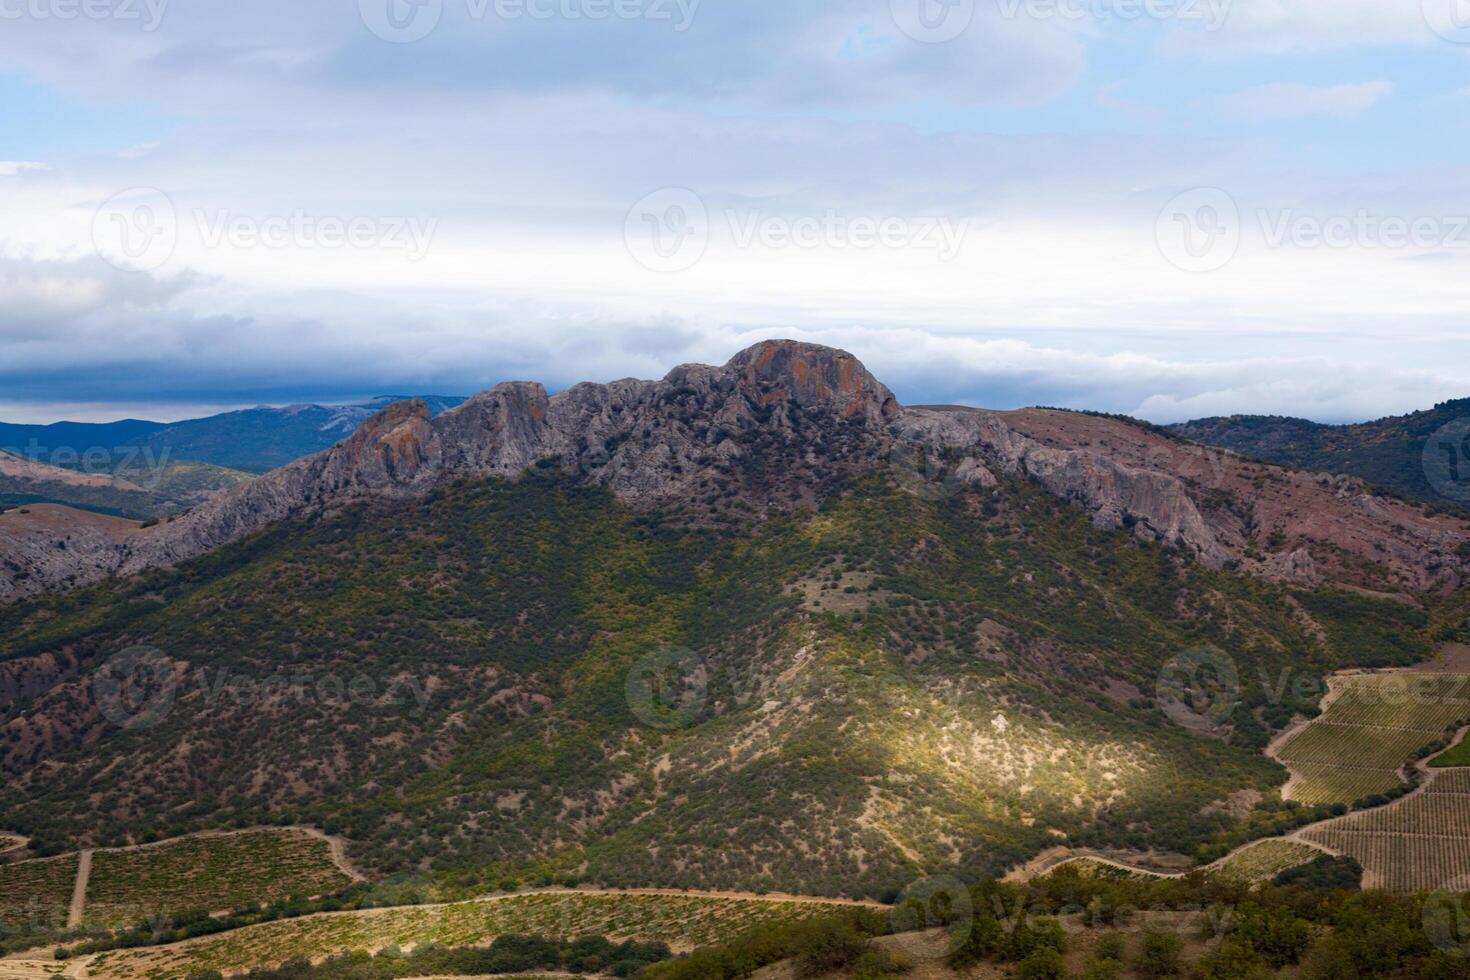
[1171,397,1470,506]
[0,466,1439,900]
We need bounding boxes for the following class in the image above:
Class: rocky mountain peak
[721,339,899,423]
[5,341,1468,601]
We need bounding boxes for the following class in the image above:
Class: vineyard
[82,830,354,928]
[1274,673,1470,805]
[0,854,77,932]
[1206,839,1324,886]
[84,891,866,980]
[1301,769,1470,891]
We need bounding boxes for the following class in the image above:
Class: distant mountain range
[0,396,465,519]
[1169,398,1470,506]
[0,395,465,474]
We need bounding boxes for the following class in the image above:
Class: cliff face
[4,340,1467,599]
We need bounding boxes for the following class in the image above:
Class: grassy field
[1430,728,1470,768]
[83,830,352,928]
[1274,674,1470,805]
[0,855,78,932]
[1206,839,1323,886]
[1301,769,1470,891]
[85,892,862,980]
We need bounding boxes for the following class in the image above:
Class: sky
[1,0,1469,424]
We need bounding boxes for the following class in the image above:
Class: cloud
[0,1,1082,112]
[0,256,1465,427]
[1216,81,1393,119]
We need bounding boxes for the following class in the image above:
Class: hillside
[1170,397,1470,506]
[3,342,1467,902]
[0,449,253,521]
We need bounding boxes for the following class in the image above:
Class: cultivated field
[0,855,78,932]
[82,830,354,928]
[84,892,865,980]
[1273,673,1470,805]
[1206,838,1325,886]
[1301,768,1470,892]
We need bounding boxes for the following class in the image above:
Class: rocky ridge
[2,340,1465,601]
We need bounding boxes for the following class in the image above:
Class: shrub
[1137,929,1183,978]
[1016,947,1067,980]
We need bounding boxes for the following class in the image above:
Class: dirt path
[1263,672,1354,802]
[67,850,93,929]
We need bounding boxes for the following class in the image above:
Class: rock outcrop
[3,340,1467,600]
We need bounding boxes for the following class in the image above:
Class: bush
[849,948,911,980]
[1016,947,1067,980]
[792,918,871,977]
[1190,940,1273,980]
[1083,959,1125,980]
[1095,932,1126,962]
[1137,929,1183,978]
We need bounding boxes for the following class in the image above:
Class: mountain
[1,341,1467,901]
[1169,398,1470,507]
[0,449,254,523]
[0,395,465,475]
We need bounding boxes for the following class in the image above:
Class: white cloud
[1216,81,1393,119]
